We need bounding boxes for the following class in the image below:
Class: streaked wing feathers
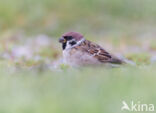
[74,40,123,64]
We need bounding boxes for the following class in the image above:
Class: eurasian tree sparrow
[59,32,124,67]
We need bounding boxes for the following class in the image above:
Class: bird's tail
[111,55,136,65]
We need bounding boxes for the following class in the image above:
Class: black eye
[64,36,73,40]
[69,41,76,46]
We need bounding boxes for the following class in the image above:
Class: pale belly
[63,49,100,67]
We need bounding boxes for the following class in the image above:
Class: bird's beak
[59,37,66,43]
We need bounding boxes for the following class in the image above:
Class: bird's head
[59,32,84,50]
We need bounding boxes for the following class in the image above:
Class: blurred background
[0,0,156,64]
[1,0,156,36]
[0,0,156,113]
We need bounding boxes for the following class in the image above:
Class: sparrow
[59,32,124,67]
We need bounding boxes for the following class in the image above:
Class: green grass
[0,65,156,113]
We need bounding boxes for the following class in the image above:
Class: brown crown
[62,32,84,41]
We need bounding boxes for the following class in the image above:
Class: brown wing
[74,40,123,64]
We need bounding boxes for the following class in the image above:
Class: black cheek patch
[69,41,77,46]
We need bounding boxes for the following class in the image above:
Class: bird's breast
[62,48,100,67]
